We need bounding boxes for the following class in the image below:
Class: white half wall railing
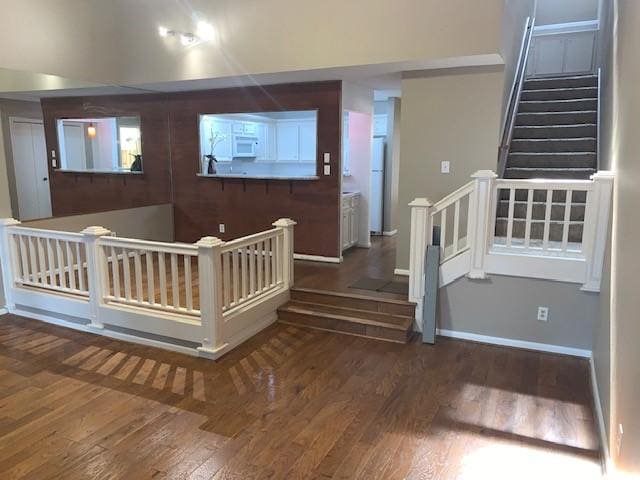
[408,170,614,315]
[0,217,296,359]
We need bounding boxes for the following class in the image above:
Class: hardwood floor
[294,235,407,300]
[0,314,602,479]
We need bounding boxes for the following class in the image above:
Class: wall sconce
[87,123,96,139]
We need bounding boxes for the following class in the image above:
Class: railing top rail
[495,178,593,190]
[7,225,84,241]
[432,181,475,213]
[222,227,282,251]
[100,235,198,255]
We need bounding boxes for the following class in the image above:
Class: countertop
[342,191,361,198]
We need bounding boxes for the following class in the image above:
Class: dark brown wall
[41,81,342,258]
[41,95,172,216]
[168,81,342,258]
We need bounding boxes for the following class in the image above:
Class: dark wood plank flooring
[0,314,601,479]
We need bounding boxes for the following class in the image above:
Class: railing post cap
[81,226,111,236]
[409,198,432,208]
[272,218,297,228]
[196,236,225,248]
[0,218,21,227]
[471,170,498,179]
[591,171,615,181]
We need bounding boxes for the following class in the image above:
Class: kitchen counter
[198,173,320,181]
[342,191,361,198]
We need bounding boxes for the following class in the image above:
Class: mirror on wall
[55,116,142,173]
[198,110,318,179]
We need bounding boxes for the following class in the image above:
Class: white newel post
[0,218,21,312]
[467,170,497,279]
[196,236,226,356]
[408,198,433,309]
[582,171,614,292]
[82,226,112,330]
[272,218,297,289]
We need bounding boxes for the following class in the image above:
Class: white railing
[408,170,614,315]
[0,218,296,359]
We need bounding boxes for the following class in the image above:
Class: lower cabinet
[342,194,360,251]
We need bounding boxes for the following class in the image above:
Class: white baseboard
[436,328,592,358]
[589,355,611,474]
[294,253,342,264]
[394,268,410,277]
[383,230,397,237]
[0,307,7,316]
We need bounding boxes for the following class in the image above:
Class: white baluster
[82,226,112,330]
[582,171,615,291]
[196,236,225,357]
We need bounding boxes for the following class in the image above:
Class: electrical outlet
[441,161,450,174]
[616,424,624,456]
[219,224,225,234]
[537,306,549,322]
[324,164,331,175]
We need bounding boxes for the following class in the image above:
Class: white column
[82,226,112,330]
[467,170,497,279]
[582,171,615,292]
[0,218,21,312]
[408,198,433,306]
[196,236,226,356]
[272,218,297,289]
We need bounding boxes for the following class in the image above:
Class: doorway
[9,117,52,220]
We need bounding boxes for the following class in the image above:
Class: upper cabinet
[299,121,317,163]
[373,114,388,136]
[276,123,300,161]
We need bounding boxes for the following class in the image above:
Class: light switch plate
[323,153,331,164]
[324,164,331,175]
[537,306,549,322]
[219,224,225,233]
[441,161,450,174]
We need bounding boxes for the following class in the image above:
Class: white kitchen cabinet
[341,193,360,251]
[202,118,233,162]
[276,123,300,161]
[299,121,317,163]
[373,114,387,136]
[255,123,269,161]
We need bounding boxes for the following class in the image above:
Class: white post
[82,226,112,330]
[272,218,297,289]
[582,171,614,292]
[196,236,226,357]
[408,198,433,309]
[467,170,497,279]
[0,218,21,312]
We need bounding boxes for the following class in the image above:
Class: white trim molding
[0,307,7,316]
[394,268,410,277]
[382,229,397,237]
[589,355,611,474]
[437,328,592,358]
[293,253,342,264]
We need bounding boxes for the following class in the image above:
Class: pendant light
[87,123,96,139]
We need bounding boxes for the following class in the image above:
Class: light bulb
[87,123,96,138]
[196,21,215,42]
[158,26,169,37]
[180,33,196,46]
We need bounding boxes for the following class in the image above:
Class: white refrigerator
[370,137,385,234]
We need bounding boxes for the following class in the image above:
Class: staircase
[277,287,415,343]
[497,74,599,243]
[506,74,598,180]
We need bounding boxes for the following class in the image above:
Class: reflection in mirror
[199,110,318,179]
[56,116,142,173]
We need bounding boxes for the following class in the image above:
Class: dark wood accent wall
[168,81,342,258]
[41,95,172,216]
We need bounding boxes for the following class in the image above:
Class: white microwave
[232,135,258,157]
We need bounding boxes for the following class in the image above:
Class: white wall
[536,0,599,25]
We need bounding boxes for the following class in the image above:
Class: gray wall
[24,204,174,242]
[396,65,504,270]
[439,275,599,351]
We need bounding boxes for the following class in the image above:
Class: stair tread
[517,110,597,115]
[508,151,596,155]
[514,124,597,128]
[279,301,413,330]
[290,286,414,307]
[511,137,596,141]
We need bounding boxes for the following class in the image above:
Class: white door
[10,119,52,221]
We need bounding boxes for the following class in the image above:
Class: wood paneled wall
[41,95,172,216]
[168,81,342,258]
[41,81,342,258]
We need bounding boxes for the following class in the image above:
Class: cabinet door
[276,123,299,161]
[349,207,359,246]
[299,121,317,163]
[243,122,257,135]
[342,209,351,250]
[211,119,233,161]
[255,123,269,161]
[373,115,387,136]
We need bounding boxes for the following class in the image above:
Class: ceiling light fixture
[87,123,96,139]
[196,21,215,42]
[158,26,170,37]
[180,33,197,46]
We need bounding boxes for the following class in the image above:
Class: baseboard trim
[0,307,7,316]
[394,268,410,277]
[383,230,397,237]
[589,355,611,474]
[293,253,342,264]
[436,328,592,358]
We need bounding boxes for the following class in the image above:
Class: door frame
[8,116,52,220]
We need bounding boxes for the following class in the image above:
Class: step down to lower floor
[278,288,416,343]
